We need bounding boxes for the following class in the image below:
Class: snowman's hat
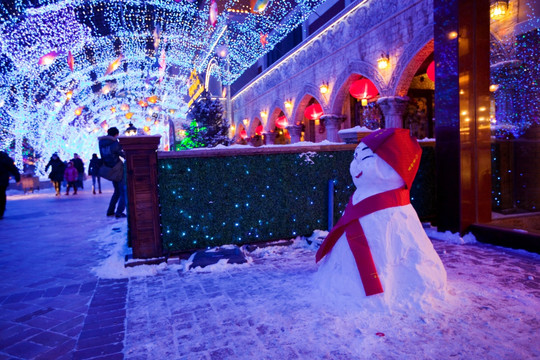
[361,128,422,189]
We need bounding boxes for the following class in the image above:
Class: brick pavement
[1,183,539,359]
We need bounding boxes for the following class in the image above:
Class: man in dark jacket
[98,127,126,218]
[71,153,85,189]
[0,151,21,219]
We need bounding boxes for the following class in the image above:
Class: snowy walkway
[0,182,539,359]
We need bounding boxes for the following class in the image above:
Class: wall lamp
[490,0,509,19]
[284,100,293,110]
[319,83,329,95]
[377,53,390,70]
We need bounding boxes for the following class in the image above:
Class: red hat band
[361,128,422,189]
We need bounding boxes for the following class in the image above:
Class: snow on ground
[89,216,540,359]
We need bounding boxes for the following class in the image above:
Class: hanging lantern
[349,78,378,100]
[254,0,271,13]
[67,51,74,71]
[147,95,158,104]
[209,0,218,26]
[100,120,108,129]
[74,106,84,116]
[120,103,130,111]
[427,61,435,82]
[255,124,263,135]
[138,100,148,107]
[276,116,288,129]
[240,129,248,139]
[304,103,323,120]
[105,55,123,76]
[125,112,134,119]
[38,51,57,66]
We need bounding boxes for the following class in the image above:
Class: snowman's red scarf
[316,187,410,296]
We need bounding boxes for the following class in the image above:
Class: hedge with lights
[157,145,436,253]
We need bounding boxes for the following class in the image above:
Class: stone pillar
[321,114,345,142]
[118,135,163,259]
[287,125,303,144]
[377,96,409,129]
[265,132,277,145]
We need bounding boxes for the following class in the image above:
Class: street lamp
[125,122,137,136]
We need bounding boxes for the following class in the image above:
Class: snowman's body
[316,140,446,311]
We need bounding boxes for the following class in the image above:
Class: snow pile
[424,226,478,244]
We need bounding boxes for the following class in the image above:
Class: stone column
[264,132,277,145]
[118,135,163,259]
[321,114,345,142]
[287,125,303,144]
[377,96,409,129]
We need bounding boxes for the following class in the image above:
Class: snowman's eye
[362,155,374,161]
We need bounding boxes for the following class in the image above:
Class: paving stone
[77,332,124,350]
[28,331,72,347]
[34,339,77,360]
[72,342,124,360]
[3,340,49,358]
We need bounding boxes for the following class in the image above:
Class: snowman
[315,128,446,311]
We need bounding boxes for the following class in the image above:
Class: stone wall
[231,0,434,140]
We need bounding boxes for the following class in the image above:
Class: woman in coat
[45,153,65,196]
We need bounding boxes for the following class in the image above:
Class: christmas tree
[178,90,230,150]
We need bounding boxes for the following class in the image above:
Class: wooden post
[119,135,162,259]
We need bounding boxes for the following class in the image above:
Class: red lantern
[255,124,263,135]
[349,78,378,100]
[240,129,247,139]
[427,61,435,82]
[276,116,288,129]
[304,103,323,120]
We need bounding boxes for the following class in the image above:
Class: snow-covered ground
[2,182,540,359]
[90,214,540,359]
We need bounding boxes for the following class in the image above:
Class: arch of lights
[0,0,329,175]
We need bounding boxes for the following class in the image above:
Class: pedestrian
[0,151,21,220]
[98,127,126,218]
[71,153,85,189]
[88,153,103,195]
[64,161,79,195]
[45,153,65,196]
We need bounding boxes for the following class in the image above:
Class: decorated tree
[177,90,230,150]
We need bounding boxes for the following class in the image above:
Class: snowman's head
[351,128,422,190]
[350,143,404,190]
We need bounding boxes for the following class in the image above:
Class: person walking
[88,153,103,194]
[71,153,85,190]
[98,127,126,218]
[45,153,65,196]
[64,161,79,195]
[0,151,21,220]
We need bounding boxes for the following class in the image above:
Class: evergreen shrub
[158,145,436,253]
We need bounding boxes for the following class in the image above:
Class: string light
[0,0,330,173]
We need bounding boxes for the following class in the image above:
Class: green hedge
[158,146,436,253]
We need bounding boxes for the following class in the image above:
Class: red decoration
[304,103,323,120]
[255,124,263,135]
[275,116,288,129]
[240,129,247,139]
[349,78,378,100]
[260,33,269,47]
[427,61,435,82]
[67,51,74,71]
[376,332,385,337]
[209,0,218,27]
